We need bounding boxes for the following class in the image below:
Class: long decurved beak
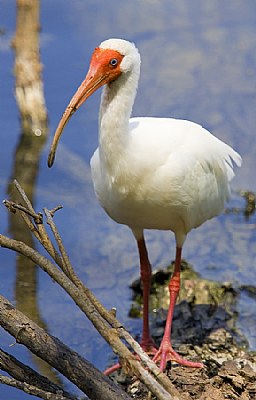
[47,66,108,168]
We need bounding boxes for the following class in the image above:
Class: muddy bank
[113,261,256,399]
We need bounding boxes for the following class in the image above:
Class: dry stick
[11,183,173,390]
[2,200,43,223]
[44,207,74,279]
[3,200,72,289]
[12,180,65,268]
[13,179,38,215]
[0,234,179,400]
[6,184,184,399]
[0,375,71,400]
[9,182,184,398]
[0,295,131,400]
[2,199,41,242]
[0,348,76,400]
[43,208,182,398]
[3,199,64,270]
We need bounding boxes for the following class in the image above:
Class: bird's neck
[98,69,139,172]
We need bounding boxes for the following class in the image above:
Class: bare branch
[0,375,73,400]
[48,205,63,217]
[0,294,131,400]
[3,199,43,223]
[44,207,74,279]
[0,232,182,400]
[12,180,65,268]
[14,179,38,215]
[1,181,187,399]
[0,348,76,400]
[42,211,178,397]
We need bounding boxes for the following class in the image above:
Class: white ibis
[48,38,242,373]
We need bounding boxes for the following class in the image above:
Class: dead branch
[0,374,78,400]
[0,294,131,400]
[43,210,180,398]
[3,200,43,223]
[0,180,186,400]
[0,233,179,400]
[0,375,71,400]
[13,179,65,268]
[0,348,75,400]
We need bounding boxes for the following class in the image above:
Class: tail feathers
[225,148,242,182]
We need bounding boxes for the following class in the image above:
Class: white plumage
[91,116,241,246]
[48,38,241,373]
[90,39,241,247]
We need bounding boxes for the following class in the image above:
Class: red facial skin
[48,48,124,167]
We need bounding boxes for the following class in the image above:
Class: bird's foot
[104,338,204,375]
[152,339,204,372]
[140,336,158,355]
[104,337,158,376]
[104,362,122,376]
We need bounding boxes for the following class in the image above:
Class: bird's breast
[91,148,229,235]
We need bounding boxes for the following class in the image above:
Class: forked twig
[42,208,178,397]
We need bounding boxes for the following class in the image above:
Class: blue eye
[109,58,118,67]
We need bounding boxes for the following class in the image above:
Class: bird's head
[48,38,140,168]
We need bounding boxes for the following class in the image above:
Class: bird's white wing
[128,117,241,183]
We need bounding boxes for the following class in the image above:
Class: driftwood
[0,349,75,400]
[0,180,184,400]
[0,294,130,400]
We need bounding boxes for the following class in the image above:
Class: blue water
[1,0,256,398]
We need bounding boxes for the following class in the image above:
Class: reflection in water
[12,0,48,133]
[7,0,61,387]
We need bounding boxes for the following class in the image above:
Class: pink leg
[104,363,122,376]
[137,237,157,353]
[153,246,204,371]
[104,237,157,376]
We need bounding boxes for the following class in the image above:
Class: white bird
[48,38,242,373]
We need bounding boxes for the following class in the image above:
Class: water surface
[0,1,255,398]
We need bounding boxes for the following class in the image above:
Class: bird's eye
[109,58,118,67]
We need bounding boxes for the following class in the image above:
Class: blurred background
[0,0,256,398]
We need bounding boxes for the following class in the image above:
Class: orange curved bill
[47,73,107,168]
[48,47,123,168]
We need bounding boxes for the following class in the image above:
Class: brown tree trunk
[12,0,48,133]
